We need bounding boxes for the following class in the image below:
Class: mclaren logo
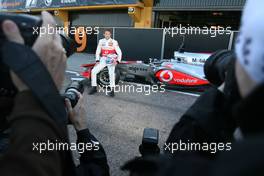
[160,70,173,82]
[45,0,52,6]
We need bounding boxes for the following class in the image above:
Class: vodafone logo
[159,70,173,82]
[174,79,197,83]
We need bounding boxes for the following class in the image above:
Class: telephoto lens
[63,81,84,108]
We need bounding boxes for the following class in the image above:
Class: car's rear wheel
[97,67,120,87]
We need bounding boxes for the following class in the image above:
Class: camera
[204,50,241,106]
[0,13,75,56]
[0,13,76,126]
[121,128,160,175]
[139,128,160,157]
[0,13,75,99]
[62,81,84,108]
[204,50,234,86]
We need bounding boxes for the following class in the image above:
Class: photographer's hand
[65,92,88,131]
[32,11,67,90]
[2,11,67,91]
[2,20,28,91]
[65,90,110,175]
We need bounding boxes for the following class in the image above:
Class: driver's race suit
[91,38,122,88]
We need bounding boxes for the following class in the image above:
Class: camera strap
[1,42,67,127]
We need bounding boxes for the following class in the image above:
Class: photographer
[166,0,264,160]
[123,0,264,175]
[0,11,71,176]
[165,50,238,158]
[0,11,109,176]
[65,91,110,176]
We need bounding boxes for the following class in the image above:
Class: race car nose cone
[163,72,171,79]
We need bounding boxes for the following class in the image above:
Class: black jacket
[0,91,110,176]
[76,129,110,176]
[123,84,264,176]
[164,84,264,176]
[166,87,236,158]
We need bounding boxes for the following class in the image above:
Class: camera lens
[204,50,234,86]
[63,90,79,108]
[62,81,84,108]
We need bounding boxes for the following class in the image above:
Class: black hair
[104,29,112,34]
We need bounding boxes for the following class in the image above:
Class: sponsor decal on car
[128,66,148,73]
[45,0,52,6]
[159,70,173,82]
[156,69,209,86]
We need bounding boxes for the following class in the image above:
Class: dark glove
[122,154,211,176]
[121,156,163,176]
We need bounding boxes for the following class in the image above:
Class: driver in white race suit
[89,29,122,97]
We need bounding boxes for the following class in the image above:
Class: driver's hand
[65,91,88,131]
[95,61,100,66]
[113,59,119,66]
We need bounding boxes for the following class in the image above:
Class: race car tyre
[97,67,120,87]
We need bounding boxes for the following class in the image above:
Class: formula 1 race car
[80,51,212,91]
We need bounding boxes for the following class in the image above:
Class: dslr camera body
[0,14,41,99]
